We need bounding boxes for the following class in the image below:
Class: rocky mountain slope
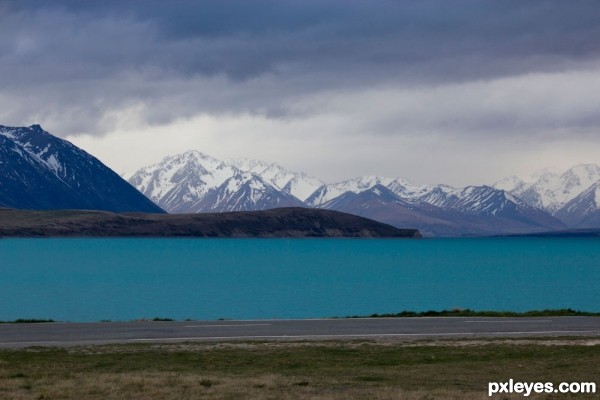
[0,125,163,213]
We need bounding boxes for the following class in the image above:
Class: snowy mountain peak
[570,163,600,174]
[194,171,304,212]
[493,175,527,195]
[528,167,560,182]
[229,157,271,172]
[496,163,600,217]
[223,172,266,194]
[229,158,323,201]
[553,182,600,228]
[129,151,322,212]
[128,150,241,212]
[561,164,600,190]
[362,184,401,200]
[161,150,226,170]
[527,164,599,213]
[306,176,396,206]
[347,176,395,190]
[387,178,442,203]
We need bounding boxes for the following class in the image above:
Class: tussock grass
[346,308,600,318]
[0,338,598,399]
[0,319,55,324]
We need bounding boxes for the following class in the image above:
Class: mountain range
[128,150,600,236]
[0,125,164,213]
[1,124,597,237]
[128,151,316,214]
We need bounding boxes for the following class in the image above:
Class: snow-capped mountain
[554,182,600,228]
[315,176,556,221]
[322,184,412,211]
[493,176,529,197]
[516,164,599,212]
[493,168,561,195]
[421,185,533,216]
[305,176,395,206]
[129,151,241,213]
[319,182,564,236]
[311,176,542,220]
[130,151,312,213]
[386,178,437,202]
[188,172,304,212]
[318,184,455,236]
[495,164,600,219]
[230,158,323,201]
[0,125,164,213]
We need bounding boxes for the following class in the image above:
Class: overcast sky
[2,0,600,185]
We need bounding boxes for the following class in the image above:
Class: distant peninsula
[502,228,600,238]
[0,207,421,238]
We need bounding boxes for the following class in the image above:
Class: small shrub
[199,379,215,388]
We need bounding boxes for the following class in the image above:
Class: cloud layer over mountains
[2,1,600,184]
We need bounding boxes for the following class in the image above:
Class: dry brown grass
[0,372,566,400]
[1,338,598,399]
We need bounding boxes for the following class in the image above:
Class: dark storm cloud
[2,0,600,136]
[28,0,600,80]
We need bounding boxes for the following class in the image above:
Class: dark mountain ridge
[0,207,421,238]
[0,125,163,213]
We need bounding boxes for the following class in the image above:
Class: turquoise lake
[1,238,598,322]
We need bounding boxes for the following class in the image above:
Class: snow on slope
[553,182,600,227]
[0,124,86,183]
[306,176,395,206]
[500,164,600,214]
[493,175,529,196]
[130,152,317,212]
[0,124,163,213]
[281,171,547,220]
[191,172,304,212]
[129,150,239,211]
[230,158,323,201]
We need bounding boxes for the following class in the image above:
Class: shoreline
[4,308,600,325]
[0,207,420,238]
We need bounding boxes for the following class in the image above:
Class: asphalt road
[1,317,600,348]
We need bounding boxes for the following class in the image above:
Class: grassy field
[0,338,599,399]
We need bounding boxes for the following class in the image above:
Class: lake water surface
[1,238,598,322]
